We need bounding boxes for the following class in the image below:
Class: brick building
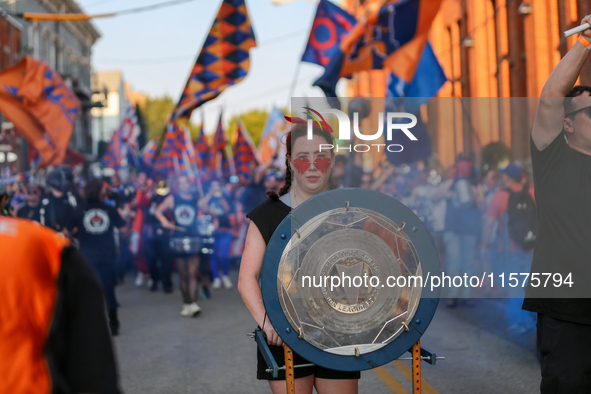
[0,9,21,176]
[342,0,590,167]
[0,9,21,68]
[0,0,100,171]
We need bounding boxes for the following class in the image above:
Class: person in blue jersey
[155,175,202,317]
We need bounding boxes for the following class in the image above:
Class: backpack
[505,184,538,251]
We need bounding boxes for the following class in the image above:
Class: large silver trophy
[258,188,441,376]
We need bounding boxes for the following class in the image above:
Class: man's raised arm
[532,15,591,151]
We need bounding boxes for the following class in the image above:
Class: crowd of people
[5,15,591,394]
[0,163,287,332]
[0,147,539,336]
[336,152,538,332]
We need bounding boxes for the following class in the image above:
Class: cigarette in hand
[565,23,590,38]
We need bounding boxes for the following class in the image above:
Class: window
[49,38,56,69]
[41,33,49,62]
[57,44,63,73]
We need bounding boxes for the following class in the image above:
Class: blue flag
[314,0,442,100]
[301,0,356,67]
[386,102,433,166]
[384,41,444,164]
[387,42,446,111]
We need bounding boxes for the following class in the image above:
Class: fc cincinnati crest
[83,209,110,234]
[174,204,195,226]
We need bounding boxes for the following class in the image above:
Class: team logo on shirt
[83,209,110,234]
[174,204,195,226]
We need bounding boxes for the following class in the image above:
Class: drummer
[155,175,202,317]
[238,118,360,393]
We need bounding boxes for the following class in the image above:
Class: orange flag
[0,55,80,166]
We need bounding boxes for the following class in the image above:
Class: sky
[79,0,342,133]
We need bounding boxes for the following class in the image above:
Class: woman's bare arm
[238,222,283,346]
[154,195,175,229]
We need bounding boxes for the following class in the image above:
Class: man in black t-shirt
[41,167,78,233]
[69,178,126,335]
[526,14,591,393]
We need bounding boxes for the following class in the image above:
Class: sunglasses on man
[566,105,591,118]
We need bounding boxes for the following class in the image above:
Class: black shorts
[256,344,361,381]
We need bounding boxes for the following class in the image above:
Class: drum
[169,237,201,254]
[197,215,215,255]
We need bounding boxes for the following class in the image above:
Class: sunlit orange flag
[0,55,80,166]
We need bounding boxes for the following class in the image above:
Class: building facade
[0,0,100,170]
[0,8,21,175]
[91,70,129,157]
[343,0,589,168]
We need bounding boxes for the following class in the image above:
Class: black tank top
[246,198,291,245]
[173,195,199,237]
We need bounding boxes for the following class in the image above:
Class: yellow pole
[412,340,422,393]
[284,344,295,393]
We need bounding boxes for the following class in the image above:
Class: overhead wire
[14,0,198,21]
[114,0,197,16]
[223,71,321,108]
[95,29,309,65]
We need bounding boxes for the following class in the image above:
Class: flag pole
[195,175,205,199]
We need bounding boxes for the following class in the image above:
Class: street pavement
[113,270,540,394]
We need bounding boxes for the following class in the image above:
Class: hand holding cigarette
[565,23,589,37]
[564,15,591,40]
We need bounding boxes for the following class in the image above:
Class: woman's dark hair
[267,123,337,201]
[84,178,104,202]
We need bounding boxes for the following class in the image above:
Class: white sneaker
[189,302,202,316]
[146,278,154,288]
[212,278,222,290]
[180,304,193,317]
[135,272,144,287]
[222,276,233,289]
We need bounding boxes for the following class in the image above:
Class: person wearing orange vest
[0,216,120,393]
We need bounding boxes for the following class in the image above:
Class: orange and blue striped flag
[140,137,158,171]
[0,55,80,166]
[314,0,443,99]
[258,107,289,170]
[103,106,141,169]
[233,121,260,177]
[209,113,231,178]
[172,0,256,119]
[153,121,187,175]
[193,123,209,170]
